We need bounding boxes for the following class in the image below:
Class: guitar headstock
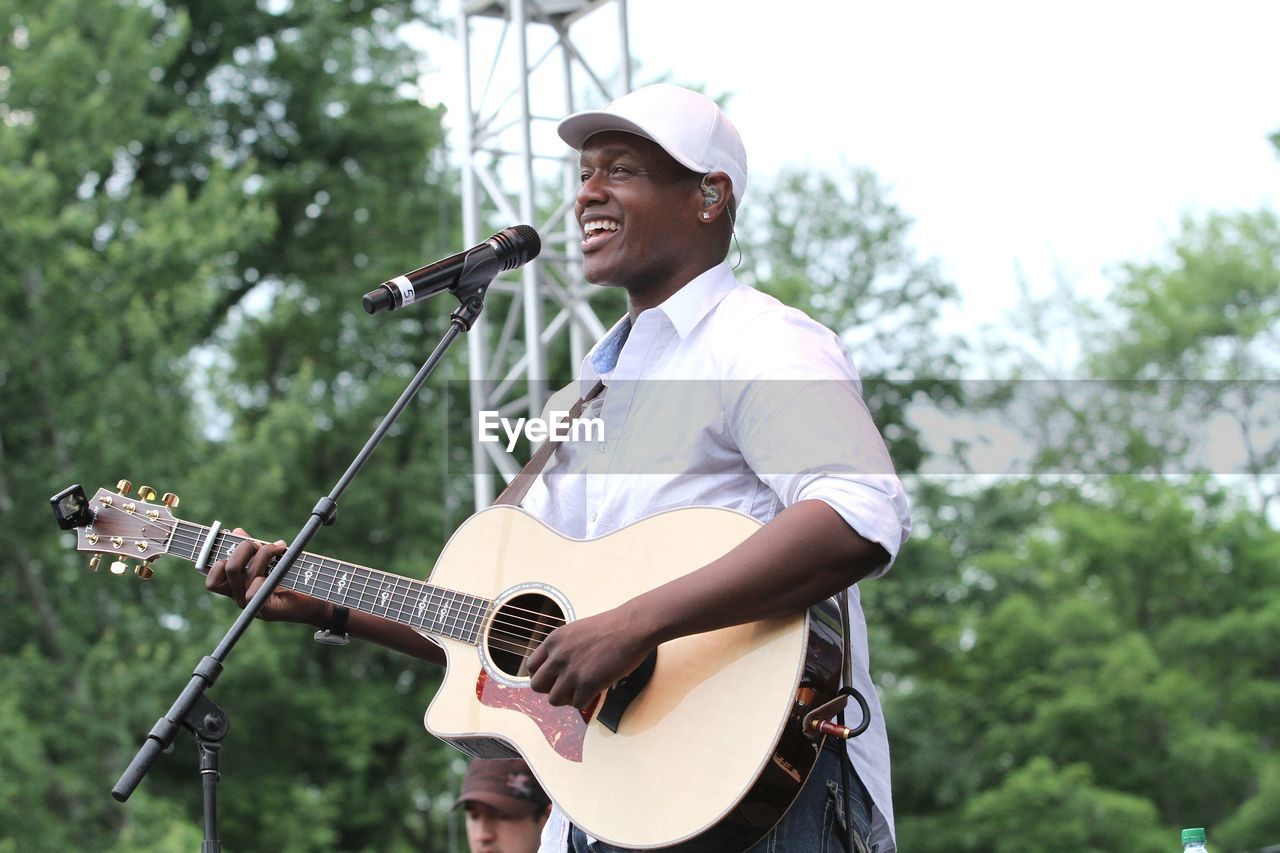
[50,481,180,578]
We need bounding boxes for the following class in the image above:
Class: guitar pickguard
[475,669,598,762]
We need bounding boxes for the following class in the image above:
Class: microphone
[362,225,541,314]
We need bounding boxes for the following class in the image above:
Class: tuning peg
[162,492,180,508]
[116,479,133,495]
[110,558,130,575]
[88,555,102,572]
[135,562,155,580]
[136,485,157,501]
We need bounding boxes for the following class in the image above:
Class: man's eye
[579,166,633,182]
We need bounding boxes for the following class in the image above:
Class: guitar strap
[491,380,606,508]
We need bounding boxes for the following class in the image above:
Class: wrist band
[313,605,351,646]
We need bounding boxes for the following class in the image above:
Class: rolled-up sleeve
[724,309,912,575]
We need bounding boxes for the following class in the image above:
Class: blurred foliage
[1,0,466,849]
[876,477,1280,851]
[876,144,1280,847]
[972,207,1280,511]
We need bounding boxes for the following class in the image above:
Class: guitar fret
[458,593,481,644]
[389,576,408,624]
[322,560,342,601]
[472,596,487,643]
[394,577,414,621]
[292,555,320,595]
[171,521,203,561]
[349,562,369,611]
[307,556,332,596]
[218,531,241,563]
[331,558,352,606]
[325,561,343,598]
[427,588,446,633]
[465,594,479,635]
[432,588,449,633]
[371,573,393,618]
[299,556,334,602]
[448,593,463,639]
[411,586,432,632]
[358,564,377,614]
[452,591,472,641]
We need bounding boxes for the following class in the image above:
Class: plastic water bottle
[1181,827,1208,852]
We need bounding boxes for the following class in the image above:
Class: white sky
[417,1,1280,349]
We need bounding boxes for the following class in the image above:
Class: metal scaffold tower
[456,0,632,509]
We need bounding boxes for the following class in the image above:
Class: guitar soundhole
[486,592,566,679]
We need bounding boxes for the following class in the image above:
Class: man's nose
[576,172,607,208]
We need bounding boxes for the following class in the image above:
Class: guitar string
[146,517,570,633]
[193,543,569,646]
[130,511,570,628]
[89,509,567,661]
[89,504,571,643]
[94,518,558,658]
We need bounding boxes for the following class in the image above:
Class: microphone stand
[112,282,492,850]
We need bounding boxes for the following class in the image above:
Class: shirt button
[598,443,608,453]
[589,511,598,522]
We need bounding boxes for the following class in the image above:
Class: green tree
[878,194,1280,848]
[970,208,1280,505]
[1,0,462,848]
[1,1,270,843]
[1085,209,1280,511]
[960,757,1167,853]
[880,477,1280,851]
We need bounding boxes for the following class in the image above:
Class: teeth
[584,220,620,235]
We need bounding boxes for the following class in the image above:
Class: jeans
[567,741,874,853]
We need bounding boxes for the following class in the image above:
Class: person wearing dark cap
[456,758,551,853]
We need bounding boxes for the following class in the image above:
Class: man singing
[207,84,910,852]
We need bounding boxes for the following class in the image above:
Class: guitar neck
[165,519,490,645]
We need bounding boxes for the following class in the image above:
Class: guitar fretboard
[166,520,490,644]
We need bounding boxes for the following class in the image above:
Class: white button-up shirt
[526,261,911,852]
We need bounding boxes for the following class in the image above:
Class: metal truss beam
[457,0,631,508]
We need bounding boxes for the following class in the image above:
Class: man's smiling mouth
[583,219,621,244]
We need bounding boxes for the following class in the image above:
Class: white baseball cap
[557,83,749,206]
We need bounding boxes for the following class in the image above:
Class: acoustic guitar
[51,482,844,851]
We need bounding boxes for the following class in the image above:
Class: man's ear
[698,172,733,223]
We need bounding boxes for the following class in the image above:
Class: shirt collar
[579,261,738,393]
[653,261,737,339]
